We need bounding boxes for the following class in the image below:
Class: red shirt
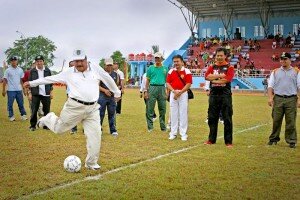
[167,67,192,90]
[22,69,31,82]
[205,61,234,82]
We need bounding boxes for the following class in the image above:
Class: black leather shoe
[289,143,296,148]
[268,141,277,145]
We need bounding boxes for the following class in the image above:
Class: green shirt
[146,65,168,85]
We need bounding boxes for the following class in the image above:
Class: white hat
[154,52,163,58]
[105,58,114,65]
[72,49,86,61]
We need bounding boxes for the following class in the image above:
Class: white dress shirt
[36,66,48,96]
[29,63,121,102]
[115,69,124,80]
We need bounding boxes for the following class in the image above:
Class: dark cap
[35,55,44,61]
[280,52,291,59]
[9,56,18,61]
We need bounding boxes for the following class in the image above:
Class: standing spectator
[262,75,269,96]
[23,49,121,170]
[144,52,168,132]
[23,61,44,117]
[140,71,157,122]
[267,52,300,148]
[2,56,27,121]
[28,55,53,131]
[204,48,235,147]
[113,62,124,114]
[166,55,192,141]
[99,58,120,136]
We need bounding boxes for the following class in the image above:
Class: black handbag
[175,71,194,100]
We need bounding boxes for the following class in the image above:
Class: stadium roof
[177,0,300,18]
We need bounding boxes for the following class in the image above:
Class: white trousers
[169,91,188,137]
[41,98,101,167]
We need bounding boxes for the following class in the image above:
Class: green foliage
[99,50,128,72]
[111,50,126,71]
[5,35,57,69]
[99,58,105,68]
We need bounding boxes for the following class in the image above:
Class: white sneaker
[148,129,153,133]
[181,135,188,141]
[21,115,28,121]
[205,119,208,123]
[112,132,118,136]
[153,117,157,122]
[219,119,224,124]
[9,116,16,121]
[85,163,101,170]
[169,134,177,140]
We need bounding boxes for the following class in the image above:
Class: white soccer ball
[63,155,81,173]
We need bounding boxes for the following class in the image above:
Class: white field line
[20,123,268,199]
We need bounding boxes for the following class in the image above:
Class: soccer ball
[63,155,81,173]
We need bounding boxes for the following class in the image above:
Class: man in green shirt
[144,52,168,132]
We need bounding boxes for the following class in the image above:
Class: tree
[99,58,105,68]
[99,50,126,71]
[111,51,126,72]
[5,35,57,69]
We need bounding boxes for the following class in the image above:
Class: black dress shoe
[289,143,296,148]
[268,141,277,145]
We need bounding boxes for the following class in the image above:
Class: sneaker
[9,116,16,121]
[205,119,208,123]
[289,143,296,148]
[112,132,118,137]
[153,117,157,122]
[181,135,188,141]
[168,134,177,140]
[226,144,233,148]
[148,129,153,133]
[21,115,28,121]
[85,163,101,170]
[29,127,36,131]
[219,119,224,124]
[268,141,277,146]
[161,129,167,132]
[204,140,214,145]
[36,120,45,129]
[70,130,77,134]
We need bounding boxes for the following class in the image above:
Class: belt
[275,94,297,98]
[150,84,165,86]
[70,97,96,105]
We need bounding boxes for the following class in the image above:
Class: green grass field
[0,87,299,200]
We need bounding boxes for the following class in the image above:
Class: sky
[0,0,190,71]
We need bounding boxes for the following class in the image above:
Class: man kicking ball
[24,49,121,170]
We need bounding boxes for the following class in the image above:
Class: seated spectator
[272,41,277,49]
[245,53,250,60]
[271,53,279,61]
[294,51,299,60]
[254,41,261,51]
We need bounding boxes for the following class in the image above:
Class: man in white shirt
[28,55,53,131]
[113,63,124,114]
[24,49,121,170]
